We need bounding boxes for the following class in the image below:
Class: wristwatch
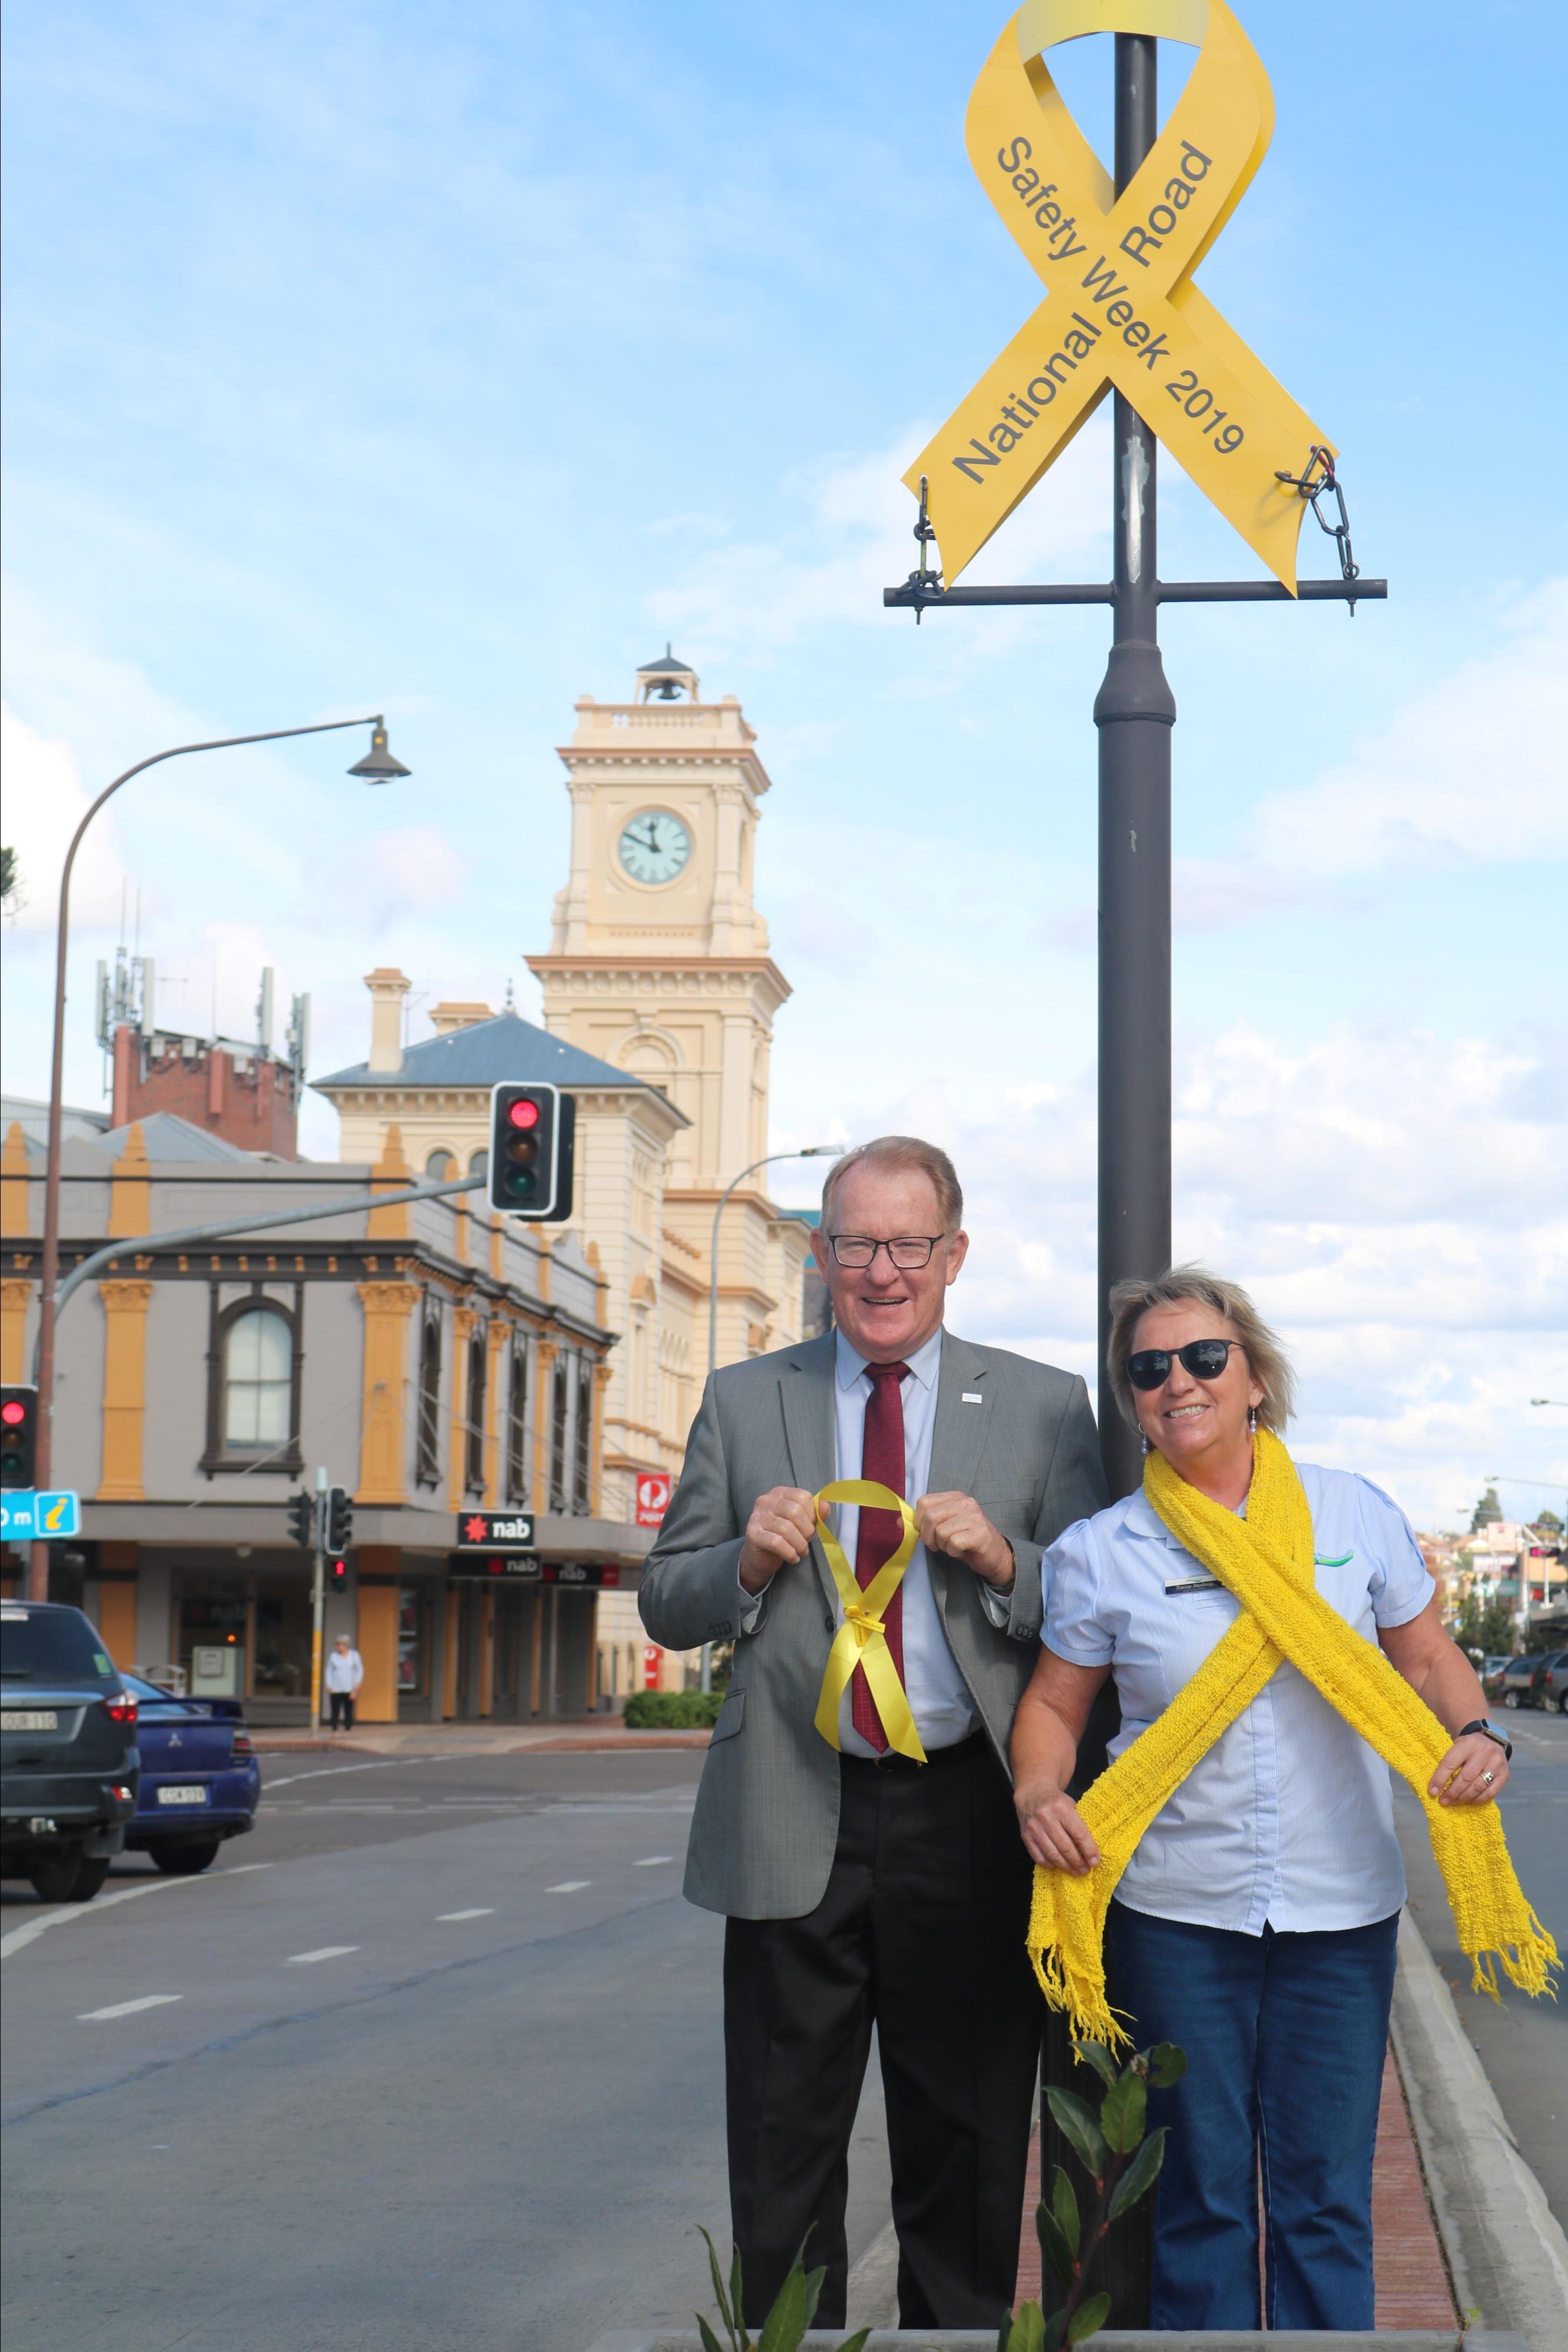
[1459,1718,1512,1762]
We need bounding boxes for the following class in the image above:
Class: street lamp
[707,1147,840,1379]
[26,714,409,1600]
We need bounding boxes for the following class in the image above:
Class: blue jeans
[1104,1899,1399,2330]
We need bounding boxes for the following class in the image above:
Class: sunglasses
[1126,1338,1245,1391]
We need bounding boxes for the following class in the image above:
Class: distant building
[1,1112,637,1725]
[313,653,824,1698]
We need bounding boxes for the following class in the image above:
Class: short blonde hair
[821,1136,963,1232]
[1106,1263,1295,1434]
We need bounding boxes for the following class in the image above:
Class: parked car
[1534,1651,1568,1715]
[1479,1655,1513,1700]
[121,1672,262,1873]
[1,1601,139,1902]
[1499,1654,1549,1710]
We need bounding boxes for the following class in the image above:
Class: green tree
[1453,1593,1513,1657]
[1470,1486,1503,1533]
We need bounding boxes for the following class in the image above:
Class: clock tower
[527,652,815,1503]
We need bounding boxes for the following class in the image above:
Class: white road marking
[286,1945,359,1965]
[437,1908,494,1922]
[633,1856,673,1866]
[0,1863,272,1965]
[262,1755,470,1791]
[78,1994,185,2021]
[546,1881,590,1893]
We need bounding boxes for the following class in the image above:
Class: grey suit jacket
[639,1327,1107,1919]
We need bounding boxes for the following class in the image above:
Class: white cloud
[1176,580,1568,924]
[363,826,466,921]
[648,412,1110,662]
[0,701,129,933]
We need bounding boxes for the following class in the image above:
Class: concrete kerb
[584,2331,1527,2350]
[252,1723,713,1756]
[1390,1909,1568,2347]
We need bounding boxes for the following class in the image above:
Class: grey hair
[821,1136,963,1232]
[1106,1263,1295,1434]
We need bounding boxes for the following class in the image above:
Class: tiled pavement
[1013,2043,1457,2329]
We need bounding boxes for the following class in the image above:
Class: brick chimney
[365,968,411,1072]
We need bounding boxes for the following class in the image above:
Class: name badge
[1165,1576,1224,1595]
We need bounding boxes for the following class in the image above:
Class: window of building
[202,1288,303,1476]
[398,1585,428,1696]
[549,1357,570,1514]
[467,1147,489,1181]
[574,1355,595,1515]
[225,1309,292,1447]
[425,1148,456,1177]
[416,1310,442,1488]
[506,1344,530,1505]
[465,1324,487,1494]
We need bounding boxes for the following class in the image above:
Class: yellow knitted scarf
[1027,1429,1559,2046]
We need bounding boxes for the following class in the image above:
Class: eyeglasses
[1126,1338,1245,1391]
[827,1234,944,1270]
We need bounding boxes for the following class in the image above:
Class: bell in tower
[636,644,699,703]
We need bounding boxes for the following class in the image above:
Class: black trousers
[723,1733,1041,2329]
[329,1690,355,1730]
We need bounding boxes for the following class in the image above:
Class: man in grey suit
[640,1135,1105,2329]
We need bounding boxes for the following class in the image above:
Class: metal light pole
[26,713,410,1601]
[700,1144,838,1691]
[706,1147,840,1380]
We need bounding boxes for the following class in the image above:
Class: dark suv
[1,1601,139,1902]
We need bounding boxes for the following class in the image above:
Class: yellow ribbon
[906,0,1331,590]
[811,1480,927,1764]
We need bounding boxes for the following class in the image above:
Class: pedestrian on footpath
[641,1136,1105,2330]
[325,1633,363,1733]
[1014,1264,1558,2334]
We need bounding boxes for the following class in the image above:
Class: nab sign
[634,1472,671,1528]
[456,1511,536,1551]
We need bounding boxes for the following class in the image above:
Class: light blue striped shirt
[1044,1462,1435,1935]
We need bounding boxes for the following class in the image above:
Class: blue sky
[3,0,1564,1527]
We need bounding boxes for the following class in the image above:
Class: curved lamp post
[26,714,411,1599]
[707,1146,840,1379]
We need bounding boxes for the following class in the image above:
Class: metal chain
[1275,446,1361,613]
[901,475,944,622]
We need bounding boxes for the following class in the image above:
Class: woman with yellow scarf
[1011,1266,1555,2333]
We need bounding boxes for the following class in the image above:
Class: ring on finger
[1481,1768,1495,1785]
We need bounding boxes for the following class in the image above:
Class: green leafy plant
[998,2038,1187,2352]
[622,1688,726,1729]
[693,2227,870,2352]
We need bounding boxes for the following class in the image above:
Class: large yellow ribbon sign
[905,0,1330,590]
[812,1481,926,1764]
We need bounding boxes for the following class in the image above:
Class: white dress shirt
[1044,1463,1435,1934]
[324,1647,363,1693]
[736,1325,1008,1751]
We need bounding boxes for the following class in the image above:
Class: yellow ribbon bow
[812,1479,926,1764]
[906,0,1330,591]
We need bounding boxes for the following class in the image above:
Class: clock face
[617,809,691,886]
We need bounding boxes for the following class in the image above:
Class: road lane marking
[286,1946,360,1965]
[633,1855,674,1866]
[0,1863,273,1965]
[546,1881,590,1893]
[263,1755,470,1791]
[437,1908,494,1922]
[78,1993,185,2022]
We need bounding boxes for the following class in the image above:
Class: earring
[1140,1434,1151,1455]
[1248,1407,1259,1434]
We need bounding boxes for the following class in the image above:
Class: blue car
[121,1672,262,1875]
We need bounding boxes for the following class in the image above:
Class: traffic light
[1,1387,39,1489]
[487,1083,576,1221]
[325,1486,353,1558]
[286,1492,316,1550]
[327,1556,349,1591]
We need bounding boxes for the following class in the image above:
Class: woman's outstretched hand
[1015,1778,1102,1873]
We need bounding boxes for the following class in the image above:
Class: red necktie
[851,1360,910,1752]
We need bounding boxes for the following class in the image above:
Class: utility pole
[311,1464,327,1730]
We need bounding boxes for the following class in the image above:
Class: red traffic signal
[487,1084,575,1222]
[0,1387,38,1489]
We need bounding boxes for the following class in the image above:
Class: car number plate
[2,1710,59,1732]
[157,1785,210,1805]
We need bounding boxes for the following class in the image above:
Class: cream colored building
[315,652,821,1699]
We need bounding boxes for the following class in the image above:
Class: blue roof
[313,1010,684,1116]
